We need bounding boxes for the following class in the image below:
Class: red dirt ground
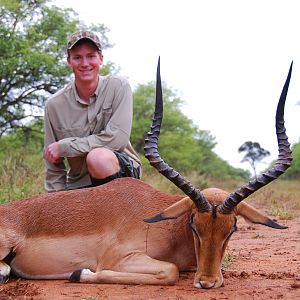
[0,215,299,300]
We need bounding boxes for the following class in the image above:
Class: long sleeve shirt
[44,75,141,192]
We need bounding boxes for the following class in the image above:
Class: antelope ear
[144,197,193,223]
[236,202,288,229]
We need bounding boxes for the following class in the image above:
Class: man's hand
[44,142,63,164]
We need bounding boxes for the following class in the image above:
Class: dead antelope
[0,60,293,289]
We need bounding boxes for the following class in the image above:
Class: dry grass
[142,171,300,220]
[246,180,300,220]
[141,170,244,195]
[1,154,299,221]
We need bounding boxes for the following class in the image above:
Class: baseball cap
[67,31,102,51]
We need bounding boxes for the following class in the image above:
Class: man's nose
[81,57,89,65]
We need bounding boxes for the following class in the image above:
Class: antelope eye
[226,221,238,240]
[189,214,198,235]
[189,214,195,225]
[233,217,238,232]
[224,228,235,241]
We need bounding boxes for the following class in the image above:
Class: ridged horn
[144,57,212,213]
[218,62,293,214]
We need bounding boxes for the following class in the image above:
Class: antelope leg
[70,252,179,285]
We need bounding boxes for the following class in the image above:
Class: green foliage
[283,141,300,179]
[0,0,113,136]
[133,81,249,181]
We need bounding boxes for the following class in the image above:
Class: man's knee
[86,148,120,179]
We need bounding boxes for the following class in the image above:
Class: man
[44,30,141,192]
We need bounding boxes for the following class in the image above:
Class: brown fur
[0,178,285,288]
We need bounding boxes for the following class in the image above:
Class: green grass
[1,149,300,224]
[222,251,236,269]
[0,151,44,203]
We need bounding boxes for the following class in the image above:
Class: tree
[0,0,113,136]
[132,81,215,168]
[238,141,270,178]
[132,81,249,181]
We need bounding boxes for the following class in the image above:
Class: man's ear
[67,56,72,68]
[66,50,71,64]
[99,52,104,65]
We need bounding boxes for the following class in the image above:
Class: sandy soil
[0,215,299,300]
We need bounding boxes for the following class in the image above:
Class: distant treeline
[1,0,298,204]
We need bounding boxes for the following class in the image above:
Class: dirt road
[0,216,299,300]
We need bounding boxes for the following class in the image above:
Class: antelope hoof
[0,264,10,284]
[0,274,9,284]
[69,269,83,282]
[69,268,94,283]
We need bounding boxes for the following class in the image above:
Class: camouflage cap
[67,31,102,51]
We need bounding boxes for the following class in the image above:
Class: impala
[0,59,293,289]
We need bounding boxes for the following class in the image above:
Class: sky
[56,0,300,174]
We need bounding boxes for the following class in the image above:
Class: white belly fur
[10,234,104,279]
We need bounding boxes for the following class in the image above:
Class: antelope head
[144,58,293,289]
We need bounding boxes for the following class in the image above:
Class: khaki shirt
[44,75,141,192]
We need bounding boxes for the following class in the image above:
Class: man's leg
[86,147,140,187]
[86,147,120,180]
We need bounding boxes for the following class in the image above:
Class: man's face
[67,41,103,84]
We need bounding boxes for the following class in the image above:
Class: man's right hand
[44,142,63,164]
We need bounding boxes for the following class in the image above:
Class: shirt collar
[72,76,101,105]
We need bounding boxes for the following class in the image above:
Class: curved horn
[144,57,211,213]
[218,62,293,214]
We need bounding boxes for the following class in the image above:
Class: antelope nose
[201,280,216,289]
[194,280,216,289]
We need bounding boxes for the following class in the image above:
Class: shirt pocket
[93,107,113,133]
